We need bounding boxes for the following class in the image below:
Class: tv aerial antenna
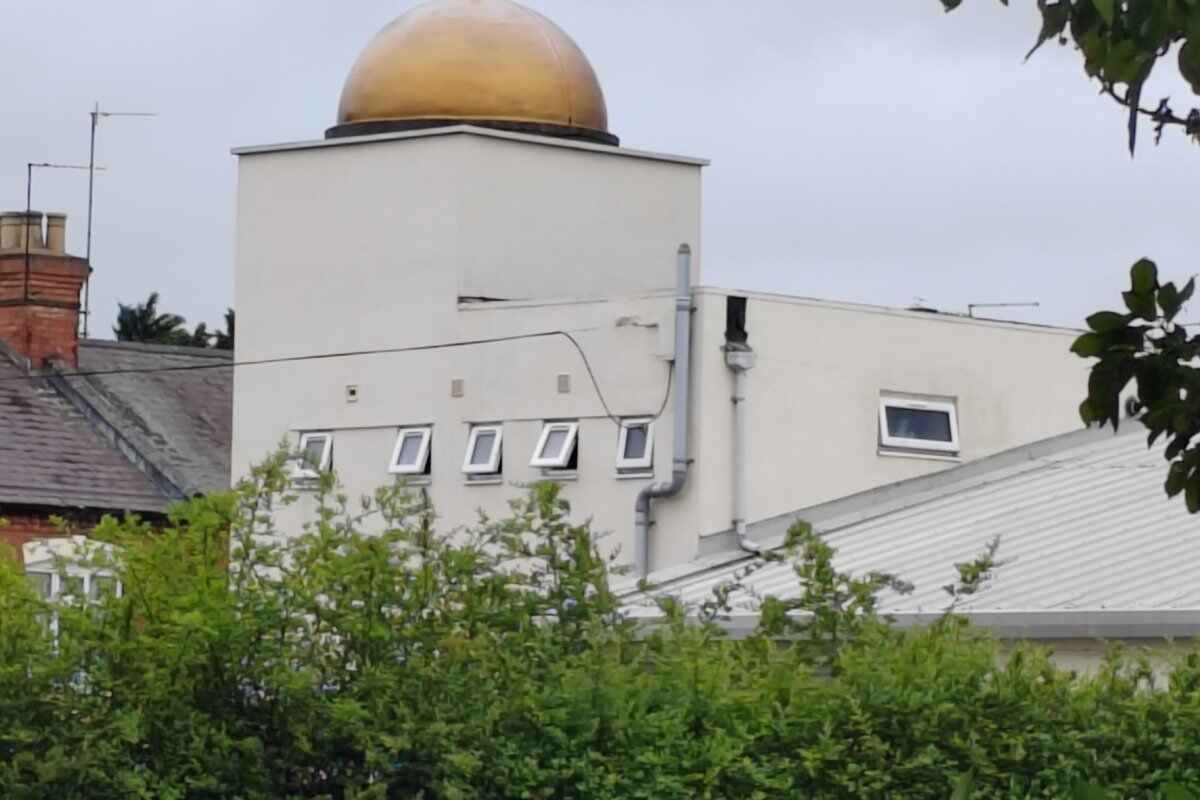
[84,102,156,336]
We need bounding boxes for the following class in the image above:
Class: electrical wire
[2,328,677,425]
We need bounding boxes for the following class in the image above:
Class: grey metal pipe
[726,347,761,555]
[634,244,693,577]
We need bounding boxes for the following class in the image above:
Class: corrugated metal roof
[628,425,1200,635]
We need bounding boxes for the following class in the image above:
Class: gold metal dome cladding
[329,0,615,144]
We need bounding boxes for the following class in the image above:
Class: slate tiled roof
[0,354,170,513]
[627,424,1200,639]
[68,340,233,495]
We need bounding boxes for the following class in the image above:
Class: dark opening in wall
[725,296,748,346]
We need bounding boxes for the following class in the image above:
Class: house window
[462,424,503,476]
[616,418,655,472]
[24,570,121,602]
[389,426,432,475]
[24,568,121,637]
[531,422,579,469]
[22,537,123,617]
[25,571,51,599]
[295,432,333,478]
[878,396,959,454]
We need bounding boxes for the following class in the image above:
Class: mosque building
[231,0,1086,575]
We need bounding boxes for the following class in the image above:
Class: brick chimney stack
[0,211,90,368]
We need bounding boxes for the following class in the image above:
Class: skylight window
[462,424,503,475]
[616,418,654,472]
[878,396,959,454]
[389,426,432,475]
[531,422,579,469]
[295,432,333,478]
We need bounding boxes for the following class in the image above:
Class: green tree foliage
[112,294,235,350]
[3,463,1200,797]
[937,2,1200,511]
[1073,261,1200,509]
[214,307,235,351]
[941,0,1200,154]
[112,291,191,346]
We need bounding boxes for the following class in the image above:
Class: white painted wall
[233,127,1088,575]
[687,289,1088,560]
[233,129,704,563]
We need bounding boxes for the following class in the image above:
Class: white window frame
[616,418,655,471]
[462,424,503,475]
[530,421,579,469]
[23,570,121,601]
[388,426,433,475]
[24,536,124,638]
[295,432,333,478]
[878,396,959,454]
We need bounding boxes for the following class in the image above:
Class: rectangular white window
[295,432,334,478]
[462,424,503,475]
[24,570,121,602]
[879,396,959,454]
[531,422,579,469]
[616,418,655,471]
[389,426,432,475]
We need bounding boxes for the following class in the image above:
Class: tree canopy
[942,0,1200,154]
[3,462,1200,797]
[112,293,234,350]
[940,0,1200,513]
[112,291,190,346]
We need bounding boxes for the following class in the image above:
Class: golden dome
[329,0,616,145]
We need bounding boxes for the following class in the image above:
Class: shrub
[0,455,1197,799]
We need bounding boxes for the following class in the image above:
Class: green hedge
[1,457,1198,799]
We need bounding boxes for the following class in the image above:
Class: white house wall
[233,128,1089,574]
[453,135,703,300]
[688,289,1087,547]
[233,292,692,563]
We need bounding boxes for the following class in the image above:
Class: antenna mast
[84,102,156,337]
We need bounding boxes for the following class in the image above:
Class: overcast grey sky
[3,1,1197,336]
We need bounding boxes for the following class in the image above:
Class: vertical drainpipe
[634,244,693,578]
[725,344,761,555]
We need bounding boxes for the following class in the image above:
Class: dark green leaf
[1079,397,1098,424]
[1132,259,1159,294]
[1180,276,1196,307]
[1167,462,1188,497]
[1093,0,1115,25]
[1188,478,1200,513]
[1160,283,1182,319]
[1027,2,1072,59]
[1166,434,1189,461]
[1180,38,1200,93]
[941,0,963,9]
[1072,333,1106,357]
[1124,290,1158,320]
[1087,311,1132,333]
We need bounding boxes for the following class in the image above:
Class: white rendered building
[232,0,1087,575]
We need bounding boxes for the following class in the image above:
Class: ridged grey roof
[629,425,1200,637]
[71,340,233,496]
[0,354,169,513]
